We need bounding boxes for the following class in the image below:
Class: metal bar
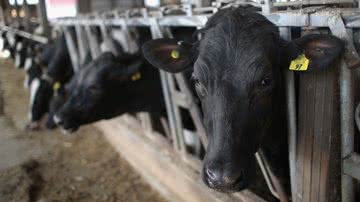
[0,25,48,43]
[174,74,208,147]
[84,25,101,59]
[343,153,360,181]
[50,9,360,28]
[37,0,50,37]
[280,27,297,202]
[22,0,30,31]
[150,20,180,151]
[75,25,89,65]
[329,16,356,202]
[339,60,355,202]
[62,27,80,72]
[168,73,186,153]
[328,14,360,69]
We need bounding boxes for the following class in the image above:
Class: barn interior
[0,0,360,202]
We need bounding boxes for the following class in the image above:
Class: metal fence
[1,0,360,201]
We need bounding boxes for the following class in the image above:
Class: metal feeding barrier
[2,0,360,201]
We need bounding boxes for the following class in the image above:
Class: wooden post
[295,63,341,202]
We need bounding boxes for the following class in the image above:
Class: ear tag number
[289,54,309,71]
[171,50,180,59]
[131,72,141,81]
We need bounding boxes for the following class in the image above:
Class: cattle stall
[1,0,360,201]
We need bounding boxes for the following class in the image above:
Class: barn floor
[0,59,167,202]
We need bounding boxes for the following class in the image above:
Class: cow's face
[54,52,142,132]
[26,78,53,130]
[142,9,343,192]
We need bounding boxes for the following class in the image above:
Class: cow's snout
[203,163,246,192]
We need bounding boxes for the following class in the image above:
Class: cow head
[54,52,143,133]
[26,77,53,131]
[142,8,344,192]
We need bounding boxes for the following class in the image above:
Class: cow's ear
[289,34,344,72]
[142,38,195,73]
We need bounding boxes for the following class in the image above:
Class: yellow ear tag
[53,82,61,91]
[131,72,141,81]
[171,50,180,59]
[289,54,309,71]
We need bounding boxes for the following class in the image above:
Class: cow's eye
[195,82,207,98]
[260,77,272,87]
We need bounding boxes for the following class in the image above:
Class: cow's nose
[204,166,243,189]
[53,114,63,125]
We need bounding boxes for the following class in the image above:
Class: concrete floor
[0,59,167,202]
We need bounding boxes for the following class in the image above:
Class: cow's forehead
[77,65,102,85]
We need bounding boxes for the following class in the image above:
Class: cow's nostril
[204,166,245,190]
[205,167,221,187]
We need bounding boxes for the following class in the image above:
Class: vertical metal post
[75,25,89,65]
[279,27,297,202]
[62,27,80,72]
[262,0,274,15]
[0,0,6,26]
[339,60,355,202]
[328,16,356,202]
[84,25,101,59]
[37,0,50,37]
[150,18,180,151]
[22,0,30,31]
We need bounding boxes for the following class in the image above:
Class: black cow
[54,52,164,133]
[142,8,344,192]
[45,50,92,130]
[26,34,74,130]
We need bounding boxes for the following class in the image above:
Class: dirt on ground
[0,58,167,202]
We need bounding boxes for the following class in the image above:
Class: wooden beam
[295,62,341,202]
[96,116,266,202]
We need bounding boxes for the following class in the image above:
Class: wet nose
[204,165,244,190]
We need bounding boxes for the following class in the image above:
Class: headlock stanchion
[3,1,360,201]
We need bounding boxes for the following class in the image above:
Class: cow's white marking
[24,75,29,89]
[53,115,61,124]
[29,78,41,121]
[16,42,23,51]
[0,38,4,50]
[24,57,32,71]
[7,33,15,47]
[15,53,21,68]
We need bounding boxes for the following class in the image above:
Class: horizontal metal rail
[0,25,48,44]
[50,9,360,28]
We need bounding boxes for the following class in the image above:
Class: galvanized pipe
[279,27,297,202]
[150,20,180,151]
[339,60,355,202]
